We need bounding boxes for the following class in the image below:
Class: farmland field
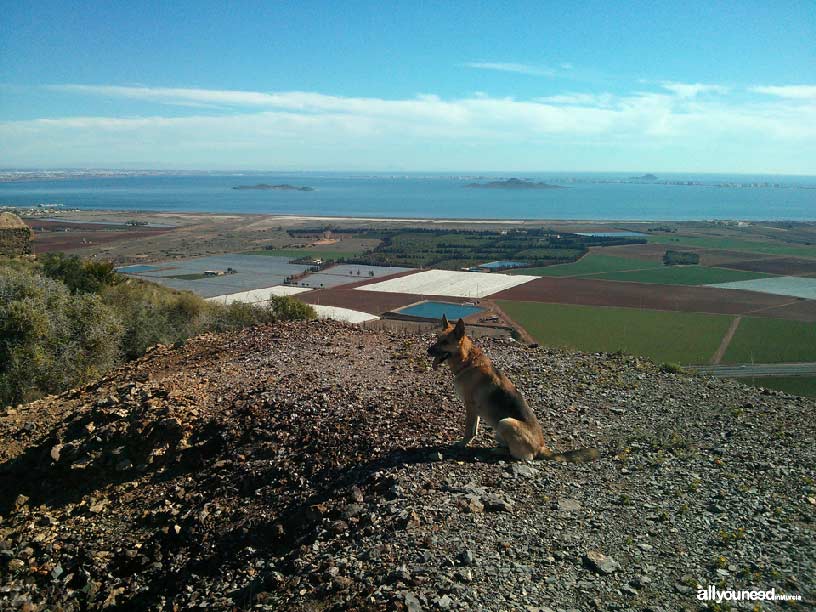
[734,375,816,399]
[329,228,645,269]
[590,266,773,285]
[648,234,816,258]
[496,301,733,364]
[300,287,428,315]
[722,317,816,364]
[601,243,769,267]
[512,253,773,285]
[718,256,816,276]
[492,276,802,317]
[246,248,366,260]
[118,254,311,297]
[509,253,664,277]
[293,265,414,289]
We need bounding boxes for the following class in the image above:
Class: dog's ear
[441,314,449,328]
[453,318,465,339]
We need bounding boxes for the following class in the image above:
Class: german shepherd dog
[428,316,600,463]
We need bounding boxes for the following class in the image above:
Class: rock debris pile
[0,320,813,610]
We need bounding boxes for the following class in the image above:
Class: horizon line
[2,167,815,178]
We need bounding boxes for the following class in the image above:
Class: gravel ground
[0,320,813,611]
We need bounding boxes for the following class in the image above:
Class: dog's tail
[538,445,601,463]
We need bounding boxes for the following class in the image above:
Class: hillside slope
[0,321,813,610]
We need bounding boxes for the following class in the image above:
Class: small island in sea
[629,173,658,181]
[232,184,315,191]
[465,178,565,190]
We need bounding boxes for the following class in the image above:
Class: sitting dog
[428,315,599,463]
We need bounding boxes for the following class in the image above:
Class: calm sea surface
[1,173,814,220]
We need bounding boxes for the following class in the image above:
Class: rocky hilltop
[0,212,33,256]
[1,321,813,610]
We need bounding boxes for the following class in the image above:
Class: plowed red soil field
[718,256,816,276]
[32,229,172,253]
[491,276,816,321]
[26,219,173,253]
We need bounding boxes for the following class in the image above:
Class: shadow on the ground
[121,442,507,610]
[1,398,517,611]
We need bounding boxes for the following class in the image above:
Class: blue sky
[1,0,814,173]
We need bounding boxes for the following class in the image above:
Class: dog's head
[427,314,466,370]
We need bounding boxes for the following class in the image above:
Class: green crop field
[509,253,663,277]
[245,249,365,260]
[648,234,816,258]
[733,376,816,399]
[496,301,733,364]
[722,317,816,364]
[588,266,773,285]
[509,253,772,285]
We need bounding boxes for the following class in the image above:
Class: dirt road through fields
[711,316,741,364]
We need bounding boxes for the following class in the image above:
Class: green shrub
[40,252,120,293]
[206,296,315,332]
[0,268,123,405]
[659,362,684,374]
[663,250,700,266]
[1,257,316,405]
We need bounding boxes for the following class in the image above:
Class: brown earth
[299,269,422,313]
[21,212,293,264]
[32,228,173,254]
[301,288,435,315]
[710,316,742,364]
[743,298,816,322]
[717,256,816,276]
[590,243,670,262]
[26,220,139,232]
[1,321,813,610]
[591,244,816,274]
[491,276,816,320]
[326,268,420,290]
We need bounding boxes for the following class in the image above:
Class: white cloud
[2,83,815,172]
[535,93,615,107]
[661,82,730,97]
[750,85,816,100]
[463,62,555,76]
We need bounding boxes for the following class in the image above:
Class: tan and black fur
[428,316,599,463]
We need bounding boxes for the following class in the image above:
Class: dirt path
[711,316,742,364]
[568,266,662,278]
[744,298,807,315]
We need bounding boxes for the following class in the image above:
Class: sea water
[1,172,814,220]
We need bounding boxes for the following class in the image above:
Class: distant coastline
[2,173,815,221]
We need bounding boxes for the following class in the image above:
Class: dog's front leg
[457,411,480,446]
